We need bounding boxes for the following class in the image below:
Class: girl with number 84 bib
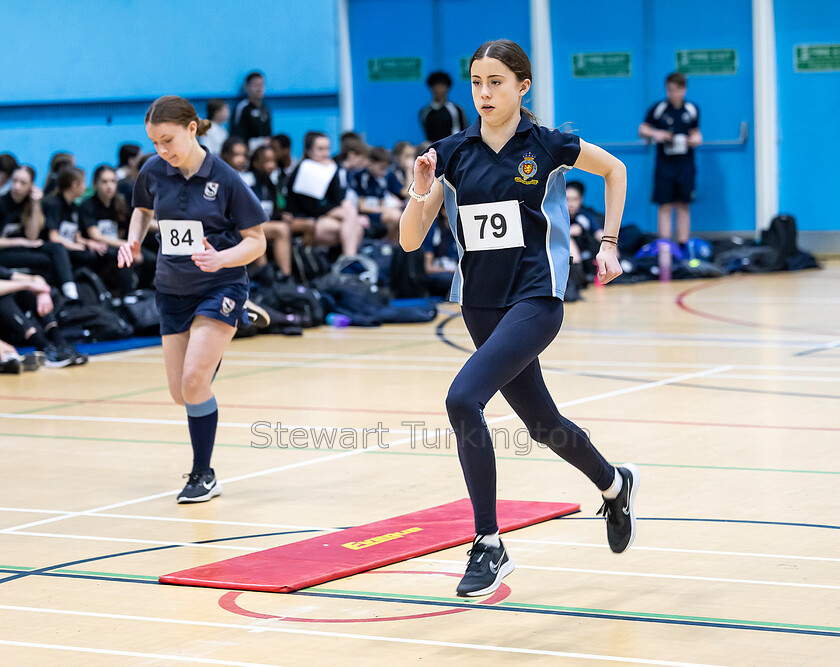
[400,40,640,597]
[117,96,268,503]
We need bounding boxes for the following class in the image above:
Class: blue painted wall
[775,0,840,232]
[0,1,836,235]
[551,0,755,233]
[0,0,340,183]
[348,0,530,147]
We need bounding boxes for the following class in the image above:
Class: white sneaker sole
[177,483,222,504]
[619,462,640,552]
[460,558,515,597]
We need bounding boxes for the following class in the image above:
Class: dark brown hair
[145,95,212,136]
[469,39,537,124]
[666,72,687,88]
[368,146,390,165]
[57,166,85,194]
[92,165,128,222]
[12,165,36,223]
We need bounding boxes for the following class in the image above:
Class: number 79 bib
[159,220,205,255]
[459,200,524,252]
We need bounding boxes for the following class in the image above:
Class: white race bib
[58,221,78,243]
[159,219,204,256]
[664,133,688,156]
[459,200,524,252]
[97,219,118,238]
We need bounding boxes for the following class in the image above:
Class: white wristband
[408,181,430,202]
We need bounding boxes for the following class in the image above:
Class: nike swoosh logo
[489,556,503,574]
[622,481,632,515]
[202,480,215,490]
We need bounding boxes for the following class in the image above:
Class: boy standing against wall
[639,72,702,247]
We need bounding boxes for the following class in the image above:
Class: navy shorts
[155,283,248,336]
[652,160,695,204]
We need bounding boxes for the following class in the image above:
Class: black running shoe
[64,343,88,366]
[0,356,22,374]
[456,536,515,597]
[597,463,640,553]
[22,351,45,371]
[244,299,271,328]
[176,469,222,504]
[44,344,74,368]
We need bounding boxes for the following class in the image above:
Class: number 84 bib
[459,200,524,252]
[159,220,205,255]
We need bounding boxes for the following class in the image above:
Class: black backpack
[390,246,429,298]
[759,215,799,271]
[57,303,134,342]
[120,289,160,336]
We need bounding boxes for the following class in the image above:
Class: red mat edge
[158,500,580,592]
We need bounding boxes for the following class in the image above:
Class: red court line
[676,280,840,338]
[218,571,511,624]
[0,394,835,432]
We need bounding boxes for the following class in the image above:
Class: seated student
[421,213,458,297]
[270,133,296,195]
[566,180,604,279]
[0,153,19,196]
[247,146,293,280]
[201,99,230,155]
[43,152,75,197]
[221,136,250,180]
[80,165,154,288]
[388,141,416,200]
[286,131,367,258]
[335,135,370,181]
[0,268,84,366]
[566,180,605,235]
[351,146,404,242]
[115,143,142,204]
[42,167,135,295]
[0,165,80,300]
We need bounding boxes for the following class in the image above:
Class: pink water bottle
[658,240,672,282]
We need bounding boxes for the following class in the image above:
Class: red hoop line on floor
[218,570,511,623]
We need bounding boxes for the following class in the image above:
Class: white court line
[0,365,731,535]
[0,641,284,667]
[504,539,840,563]
[8,531,259,551]
[419,559,840,590]
[4,508,837,563]
[0,413,413,435]
[0,605,727,666]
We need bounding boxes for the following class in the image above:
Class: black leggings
[446,297,615,535]
[0,243,75,286]
[0,291,60,349]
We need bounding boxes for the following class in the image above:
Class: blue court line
[436,313,840,400]
[0,529,318,586]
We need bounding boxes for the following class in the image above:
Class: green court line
[0,432,337,452]
[4,562,834,634]
[10,338,433,416]
[309,585,840,633]
[1,431,836,476]
[367,448,840,476]
[0,564,157,581]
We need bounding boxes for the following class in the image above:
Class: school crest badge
[204,182,219,201]
[221,297,235,316]
[515,152,539,185]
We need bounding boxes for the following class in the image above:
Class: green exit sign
[572,52,632,78]
[460,57,471,81]
[367,57,422,83]
[795,44,840,72]
[675,49,738,75]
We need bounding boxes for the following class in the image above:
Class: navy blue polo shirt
[644,99,700,164]
[431,115,580,307]
[133,152,267,296]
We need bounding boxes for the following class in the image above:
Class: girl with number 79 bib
[399,40,640,598]
[117,96,268,503]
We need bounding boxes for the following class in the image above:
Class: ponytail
[196,118,212,137]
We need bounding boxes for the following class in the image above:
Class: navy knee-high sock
[185,396,218,474]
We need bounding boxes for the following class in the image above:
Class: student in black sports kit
[400,40,640,597]
[639,72,702,247]
[118,96,267,503]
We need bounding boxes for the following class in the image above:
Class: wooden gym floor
[0,262,838,666]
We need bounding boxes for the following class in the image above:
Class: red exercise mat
[159,498,579,592]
